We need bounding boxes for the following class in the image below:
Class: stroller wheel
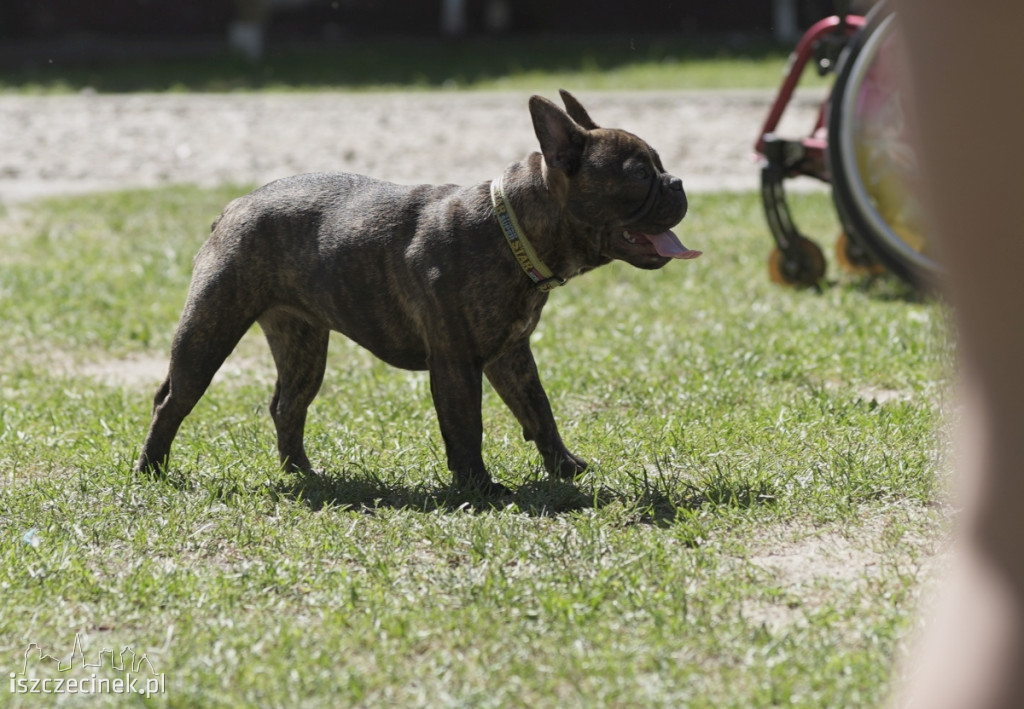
[835,232,885,275]
[828,1,939,290]
[768,236,826,287]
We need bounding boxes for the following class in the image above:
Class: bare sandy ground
[0,89,828,203]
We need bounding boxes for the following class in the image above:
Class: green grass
[0,185,951,706]
[0,37,825,93]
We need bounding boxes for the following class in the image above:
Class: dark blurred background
[0,1,845,52]
[0,0,882,91]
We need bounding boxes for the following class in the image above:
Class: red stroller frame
[755,11,876,287]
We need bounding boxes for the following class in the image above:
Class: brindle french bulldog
[136,90,701,495]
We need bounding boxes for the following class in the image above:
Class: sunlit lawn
[0,186,951,706]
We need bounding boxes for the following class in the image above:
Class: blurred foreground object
[889,1,1024,707]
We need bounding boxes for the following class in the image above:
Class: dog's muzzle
[616,175,699,260]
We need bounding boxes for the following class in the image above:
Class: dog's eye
[628,164,650,181]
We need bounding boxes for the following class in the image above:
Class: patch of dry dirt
[38,338,276,391]
[744,511,952,632]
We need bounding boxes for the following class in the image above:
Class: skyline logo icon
[10,633,166,698]
[20,632,158,676]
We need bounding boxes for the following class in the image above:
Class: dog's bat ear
[529,95,587,174]
[558,89,599,130]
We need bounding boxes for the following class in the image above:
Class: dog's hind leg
[259,310,329,473]
[136,274,260,474]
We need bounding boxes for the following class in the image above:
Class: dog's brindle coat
[136,91,699,494]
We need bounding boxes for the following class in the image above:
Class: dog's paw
[549,452,588,480]
[455,476,513,498]
[134,454,168,478]
[282,455,315,475]
[483,480,514,498]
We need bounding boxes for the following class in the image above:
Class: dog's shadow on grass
[273,470,598,517]
[272,468,756,527]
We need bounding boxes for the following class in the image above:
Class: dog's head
[530,90,700,270]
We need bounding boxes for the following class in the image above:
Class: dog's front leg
[484,341,588,480]
[428,359,508,495]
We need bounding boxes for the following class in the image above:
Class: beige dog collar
[490,174,566,292]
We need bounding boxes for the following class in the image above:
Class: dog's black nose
[668,176,684,192]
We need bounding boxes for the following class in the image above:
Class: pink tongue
[647,230,702,259]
